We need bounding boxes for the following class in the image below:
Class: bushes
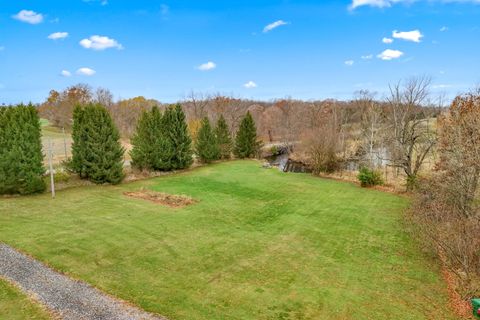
[69,103,125,184]
[0,104,46,195]
[357,167,383,187]
[408,92,480,299]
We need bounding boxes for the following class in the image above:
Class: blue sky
[1,0,480,104]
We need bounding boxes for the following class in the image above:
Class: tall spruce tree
[0,104,45,195]
[195,117,220,163]
[70,103,125,184]
[130,106,173,171]
[234,111,260,159]
[215,115,232,159]
[162,104,193,169]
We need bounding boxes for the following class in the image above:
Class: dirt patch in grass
[124,190,197,208]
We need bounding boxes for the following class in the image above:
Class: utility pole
[48,138,55,199]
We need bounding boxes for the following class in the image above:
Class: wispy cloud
[344,60,355,66]
[80,35,123,50]
[350,0,480,10]
[60,70,72,77]
[392,30,423,42]
[440,26,449,32]
[48,32,69,40]
[13,10,44,24]
[382,37,393,44]
[244,81,258,89]
[361,54,373,59]
[263,20,289,33]
[76,67,96,76]
[197,61,216,71]
[377,49,404,60]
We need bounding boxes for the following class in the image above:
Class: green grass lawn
[0,161,456,319]
[0,279,50,320]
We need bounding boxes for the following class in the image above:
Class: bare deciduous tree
[385,76,437,190]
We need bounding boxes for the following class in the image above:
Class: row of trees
[409,90,480,299]
[0,104,45,194]
[68,103,260,185]
[0,100,261,194]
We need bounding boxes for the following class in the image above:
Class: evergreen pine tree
[162,104,193,169]
[70,105,89,178]
[71,104,125,184]
[215,114,232,159]
[234,111,260,159]
[195,117,220,163]
[0,104,45,195]
[130,106,173,171]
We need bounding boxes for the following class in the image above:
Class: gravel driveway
[0,243,167,320]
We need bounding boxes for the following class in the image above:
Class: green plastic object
[472,298,480,319]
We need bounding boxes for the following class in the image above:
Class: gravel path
[0,243,167,320]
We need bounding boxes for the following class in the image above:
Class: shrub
[357,167,383,187]
[0,104,46,195]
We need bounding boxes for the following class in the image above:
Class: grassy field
[0,161,456,319]
[0,278,50,320]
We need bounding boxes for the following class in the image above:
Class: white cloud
[48,32,69,40]
[263,20,289,33]
[13,10,44,24]
[76,67,96,76]
[344,60,355,66]
[382,37,394,44]
[244,81,258,89]
[197,61,216,71]
[60,70,72,77]
[440,26,449,32]
[80,35,123,50]
[377,49,404,60]
[350,0,480,10]
[83,0,108,5]
[432,84,453,89]
[392,30,423,42]
[361,54,373,59]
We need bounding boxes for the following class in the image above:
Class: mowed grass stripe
[0,161,455,319]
